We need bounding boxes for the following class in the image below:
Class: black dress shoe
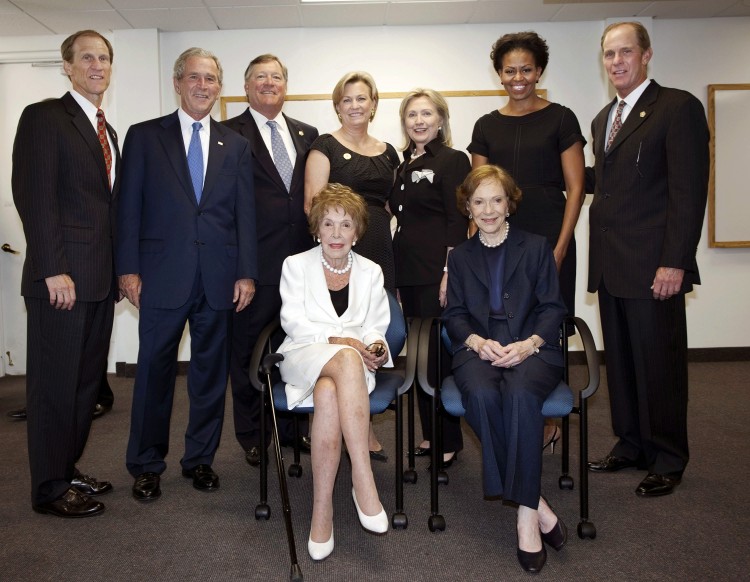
[280,436,312,454]
[635,473,681,497]
[588,454,638,472]
[71,468,113,496]
[541,518,568,551]
[369,449,388,463]
[132,472,161,502]
[7,407,27,420]
[427,452,458,471]
[92,403,111,419]
[245,446,267,467]
[517,545,547,573]
[33,487,105,518]
[182,464,219,491]
[411,446,431,457]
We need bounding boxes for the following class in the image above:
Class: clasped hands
[328,336,389,372]
[471,336,535,368]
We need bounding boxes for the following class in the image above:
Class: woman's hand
[492,340,536,368]
[328,337,388,372]
[439,272,449,308]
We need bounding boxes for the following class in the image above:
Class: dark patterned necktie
[605,100,626,152]
[267,120,293,191]
[96,109,112,188]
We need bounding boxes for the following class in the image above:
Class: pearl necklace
[410,150,426,160]
[321,249,353,274]
[479,222,510,248]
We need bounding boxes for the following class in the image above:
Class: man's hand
[119,274,142,309]
[45,274,76,310]
[234,278,256,312]
[651,267,684,301]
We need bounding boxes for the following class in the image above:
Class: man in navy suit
[222,54,318,467]
[586,22,709,497]
[12,30,119,517]
[117,48,257,501]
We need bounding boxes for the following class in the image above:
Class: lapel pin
[640,111,646,118]
[298,130,304,136]
[343,152,351,160]
[217,141,224,146]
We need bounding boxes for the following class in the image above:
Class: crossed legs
[309,347,381,543]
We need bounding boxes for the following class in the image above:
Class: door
[0,63,71,376]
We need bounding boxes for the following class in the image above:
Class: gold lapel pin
[343,152,351,160]
[640,111,646,118]
[298,130,304,136]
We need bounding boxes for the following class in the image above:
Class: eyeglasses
[365,342,386,358]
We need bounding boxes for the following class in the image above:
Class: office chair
[416,316,600,539]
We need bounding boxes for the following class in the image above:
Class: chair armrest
[248,317,282,393]
[416,317,440,398]
[564,315,600,400]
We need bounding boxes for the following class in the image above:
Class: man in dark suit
[12,30,119,517]
[222,54,318,467]
[117,48,257,501]
[586,22,709,497]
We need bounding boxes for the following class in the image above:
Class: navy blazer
[588,81,709,298]
[13,92,120,302]
[443,228,566,368]
[222,109,318,286]
[116,111,257,310]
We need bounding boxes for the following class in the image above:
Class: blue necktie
[267,120,293,192]
[187,121,204,203]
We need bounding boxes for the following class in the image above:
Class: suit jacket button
[507,313,514,319]
[601,227,608,232]
[503,292,510,299]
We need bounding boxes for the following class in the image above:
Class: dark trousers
[453,349,561,507]
[126,270,230,476]
[25,294,114,505]
[399,284,463,453]
[230,284,307,449]
[598,284,689,476]
[98,372,114,408]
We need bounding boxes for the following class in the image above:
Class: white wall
[1,17,748,370]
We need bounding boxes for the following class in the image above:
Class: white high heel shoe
[308,528,334,561]
[352,488,388,534]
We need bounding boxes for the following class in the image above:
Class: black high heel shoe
[539,496,568,551]
[517,545,547,573]
[426,452,457,471]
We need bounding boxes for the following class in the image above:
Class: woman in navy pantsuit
[443,166,568,573]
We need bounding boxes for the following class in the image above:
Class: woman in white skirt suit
[277,183,393,561]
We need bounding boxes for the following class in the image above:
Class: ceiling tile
[639,0,738,18]
[300,3,388,27]
[469,0,560,23]
[386,1,477,25]
[204,0,295,6]
[109,0,205,8]
[0,12,53,36]
[11,0,112,11]
[23,10,133,34]
[119,8,218,31]
[717,1,750,16]
[211,5,302,29]
[552,2,651,21]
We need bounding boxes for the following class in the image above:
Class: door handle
[2,243,21,254]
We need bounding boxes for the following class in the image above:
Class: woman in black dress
[468,31,585,450]
[305,71,399,296]
[391,89,469,465]
[305,71,399,459]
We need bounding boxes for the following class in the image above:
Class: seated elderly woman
[277,183,393,562]
[442,165,568,573]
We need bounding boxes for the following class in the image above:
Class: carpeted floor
[1,361,748,581]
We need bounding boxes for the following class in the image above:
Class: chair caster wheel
[437,471,449,486]
[255,504,271,520]
[428,514,446,532]
[578,520,597,539]
[559,475,574,490]
[392,512,408,530]
[288,464,302,478]
[403,470,417,484]
[290,564,303,582]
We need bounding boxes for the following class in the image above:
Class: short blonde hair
[398,89,453,151]
[331,71,379,120]
[308,183,369,239]
[456,165,523,216]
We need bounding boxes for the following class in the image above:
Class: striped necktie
[96,109,112,188]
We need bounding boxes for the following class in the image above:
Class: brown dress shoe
[33,488,105,518]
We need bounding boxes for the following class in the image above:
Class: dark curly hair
[490,31,549,74]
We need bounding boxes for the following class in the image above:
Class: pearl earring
[468,213,473,219]
[316,236,321,242]
[505,212,510,217]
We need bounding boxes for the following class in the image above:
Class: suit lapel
[241,109,286,191]
[158,112,196,205]
[306,248,340,320]
[202,119,229,204]
[62,92,110,193]
[503,228,525,285]
[464,235,490,291]
[606,81,660,156]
